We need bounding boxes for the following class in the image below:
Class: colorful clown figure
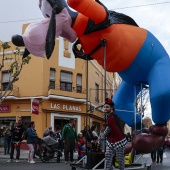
[12,0,169,153]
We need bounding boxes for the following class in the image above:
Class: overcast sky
[0,0,170,56]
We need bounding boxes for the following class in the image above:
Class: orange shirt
[73,14,147,72]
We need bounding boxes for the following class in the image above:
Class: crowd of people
[2,98,169,169]
[3,118,63,164]
[2,117,106,165]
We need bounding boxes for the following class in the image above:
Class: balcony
[48,84,86,99]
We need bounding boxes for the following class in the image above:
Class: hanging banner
[31,98,39,115]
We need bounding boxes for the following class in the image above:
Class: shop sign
[31,98,39,115]
[0,105,10,113]
[50,103,81,112]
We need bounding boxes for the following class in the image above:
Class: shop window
[49,68,56,89]
[95,83,99,103]
[76,73,82,93]
[1,71,13,91]
[60,70,72,91]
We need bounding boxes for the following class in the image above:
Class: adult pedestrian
[3,126,11,155]
[91,124,98,138]
[43,126,56,139]
[27,121,38,164]
[17,117,26,139]
[7,122,24,163]
[156,145,165,163]
[82,125,93,150]
[62,118,78,164]
[103,98,127,170]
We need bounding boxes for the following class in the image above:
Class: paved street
[0,147,170,170]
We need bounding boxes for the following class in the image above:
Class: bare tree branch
[0,42,31,104]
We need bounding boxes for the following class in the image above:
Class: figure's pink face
[39,0,53,18]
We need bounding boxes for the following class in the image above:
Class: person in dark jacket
[156,145,165,163]
[82,125,93,150]
[7,122,24,163]
[27,121,38,164]
[103,98,127,170]
[62,118,78,164]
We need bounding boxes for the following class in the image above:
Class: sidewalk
[0,147,29,160]
[0,147,78,160]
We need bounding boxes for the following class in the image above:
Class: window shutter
[61,71,72,83]
[2,72,12,83]
[77,74,82,86]
[50,70,55,80]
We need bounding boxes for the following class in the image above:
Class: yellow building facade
[0,34,114,144]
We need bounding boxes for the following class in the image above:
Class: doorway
[51,113,81,134]
[54,118,69,130]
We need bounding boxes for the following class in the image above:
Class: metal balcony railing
[48,84,86,94]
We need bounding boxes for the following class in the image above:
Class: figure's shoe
[132,125,168,153]
[16,159,19,163]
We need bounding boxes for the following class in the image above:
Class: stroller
[36,136,62,162]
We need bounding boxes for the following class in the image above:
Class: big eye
[46,14,50,18]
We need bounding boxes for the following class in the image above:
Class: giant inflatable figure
[12,0,170,153]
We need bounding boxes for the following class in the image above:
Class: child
[91,136,100,152]
[78,132,85,145]
[79,143,89,159]
[77,132,85,159]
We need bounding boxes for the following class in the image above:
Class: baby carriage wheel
[56,156,60,163]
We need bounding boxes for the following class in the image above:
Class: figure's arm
[67,0,107,24]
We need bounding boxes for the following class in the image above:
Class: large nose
[11,35,25,46]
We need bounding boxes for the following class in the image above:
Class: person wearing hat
[103,98,127,170]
